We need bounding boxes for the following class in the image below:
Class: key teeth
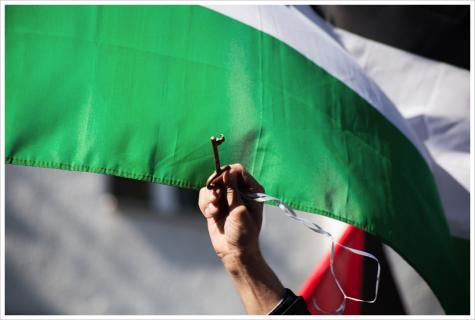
[211,134,225,144]
[216,134,225,144]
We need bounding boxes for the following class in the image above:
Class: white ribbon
[242,192,381,315]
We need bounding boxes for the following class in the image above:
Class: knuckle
[198,188,210,211]
[231,163,245,172]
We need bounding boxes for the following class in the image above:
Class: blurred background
[4,4,470,316]
[5,165,343,314]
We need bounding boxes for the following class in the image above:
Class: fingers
[198,163,264,218]
[229,163,265,193]
[222,163,265,211]
[223,169,244,211]
[198,187,222,219]
[225,164,264,227]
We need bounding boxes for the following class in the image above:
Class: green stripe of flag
[5,5,466,313]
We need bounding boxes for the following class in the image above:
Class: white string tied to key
[242,192,381,315]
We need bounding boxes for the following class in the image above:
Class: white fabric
[204,5,432,165]
[333,28,470,240]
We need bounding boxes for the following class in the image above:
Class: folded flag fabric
[297,6,470,315]
[5,5,467,314]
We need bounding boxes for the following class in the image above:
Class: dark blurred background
[313,5,470,69]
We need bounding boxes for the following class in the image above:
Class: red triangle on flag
[299,225,366,315]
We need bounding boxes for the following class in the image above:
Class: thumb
[223,169,244,210]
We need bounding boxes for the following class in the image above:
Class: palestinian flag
[298,5,470,315]
[5,5,470,314]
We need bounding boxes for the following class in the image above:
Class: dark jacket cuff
[268,288,311,315]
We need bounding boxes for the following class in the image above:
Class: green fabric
[5,5,467,314]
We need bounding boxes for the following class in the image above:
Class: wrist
[221,247,285,314]
[220,246,262,273]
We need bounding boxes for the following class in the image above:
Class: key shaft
[211,134,225,175]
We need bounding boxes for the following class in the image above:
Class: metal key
[206,134,230,189]
[211,134,225,175]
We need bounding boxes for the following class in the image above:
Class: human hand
[198,163,264,260]
[198,164,285,314]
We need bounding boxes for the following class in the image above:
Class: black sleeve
[268,288,311,315]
